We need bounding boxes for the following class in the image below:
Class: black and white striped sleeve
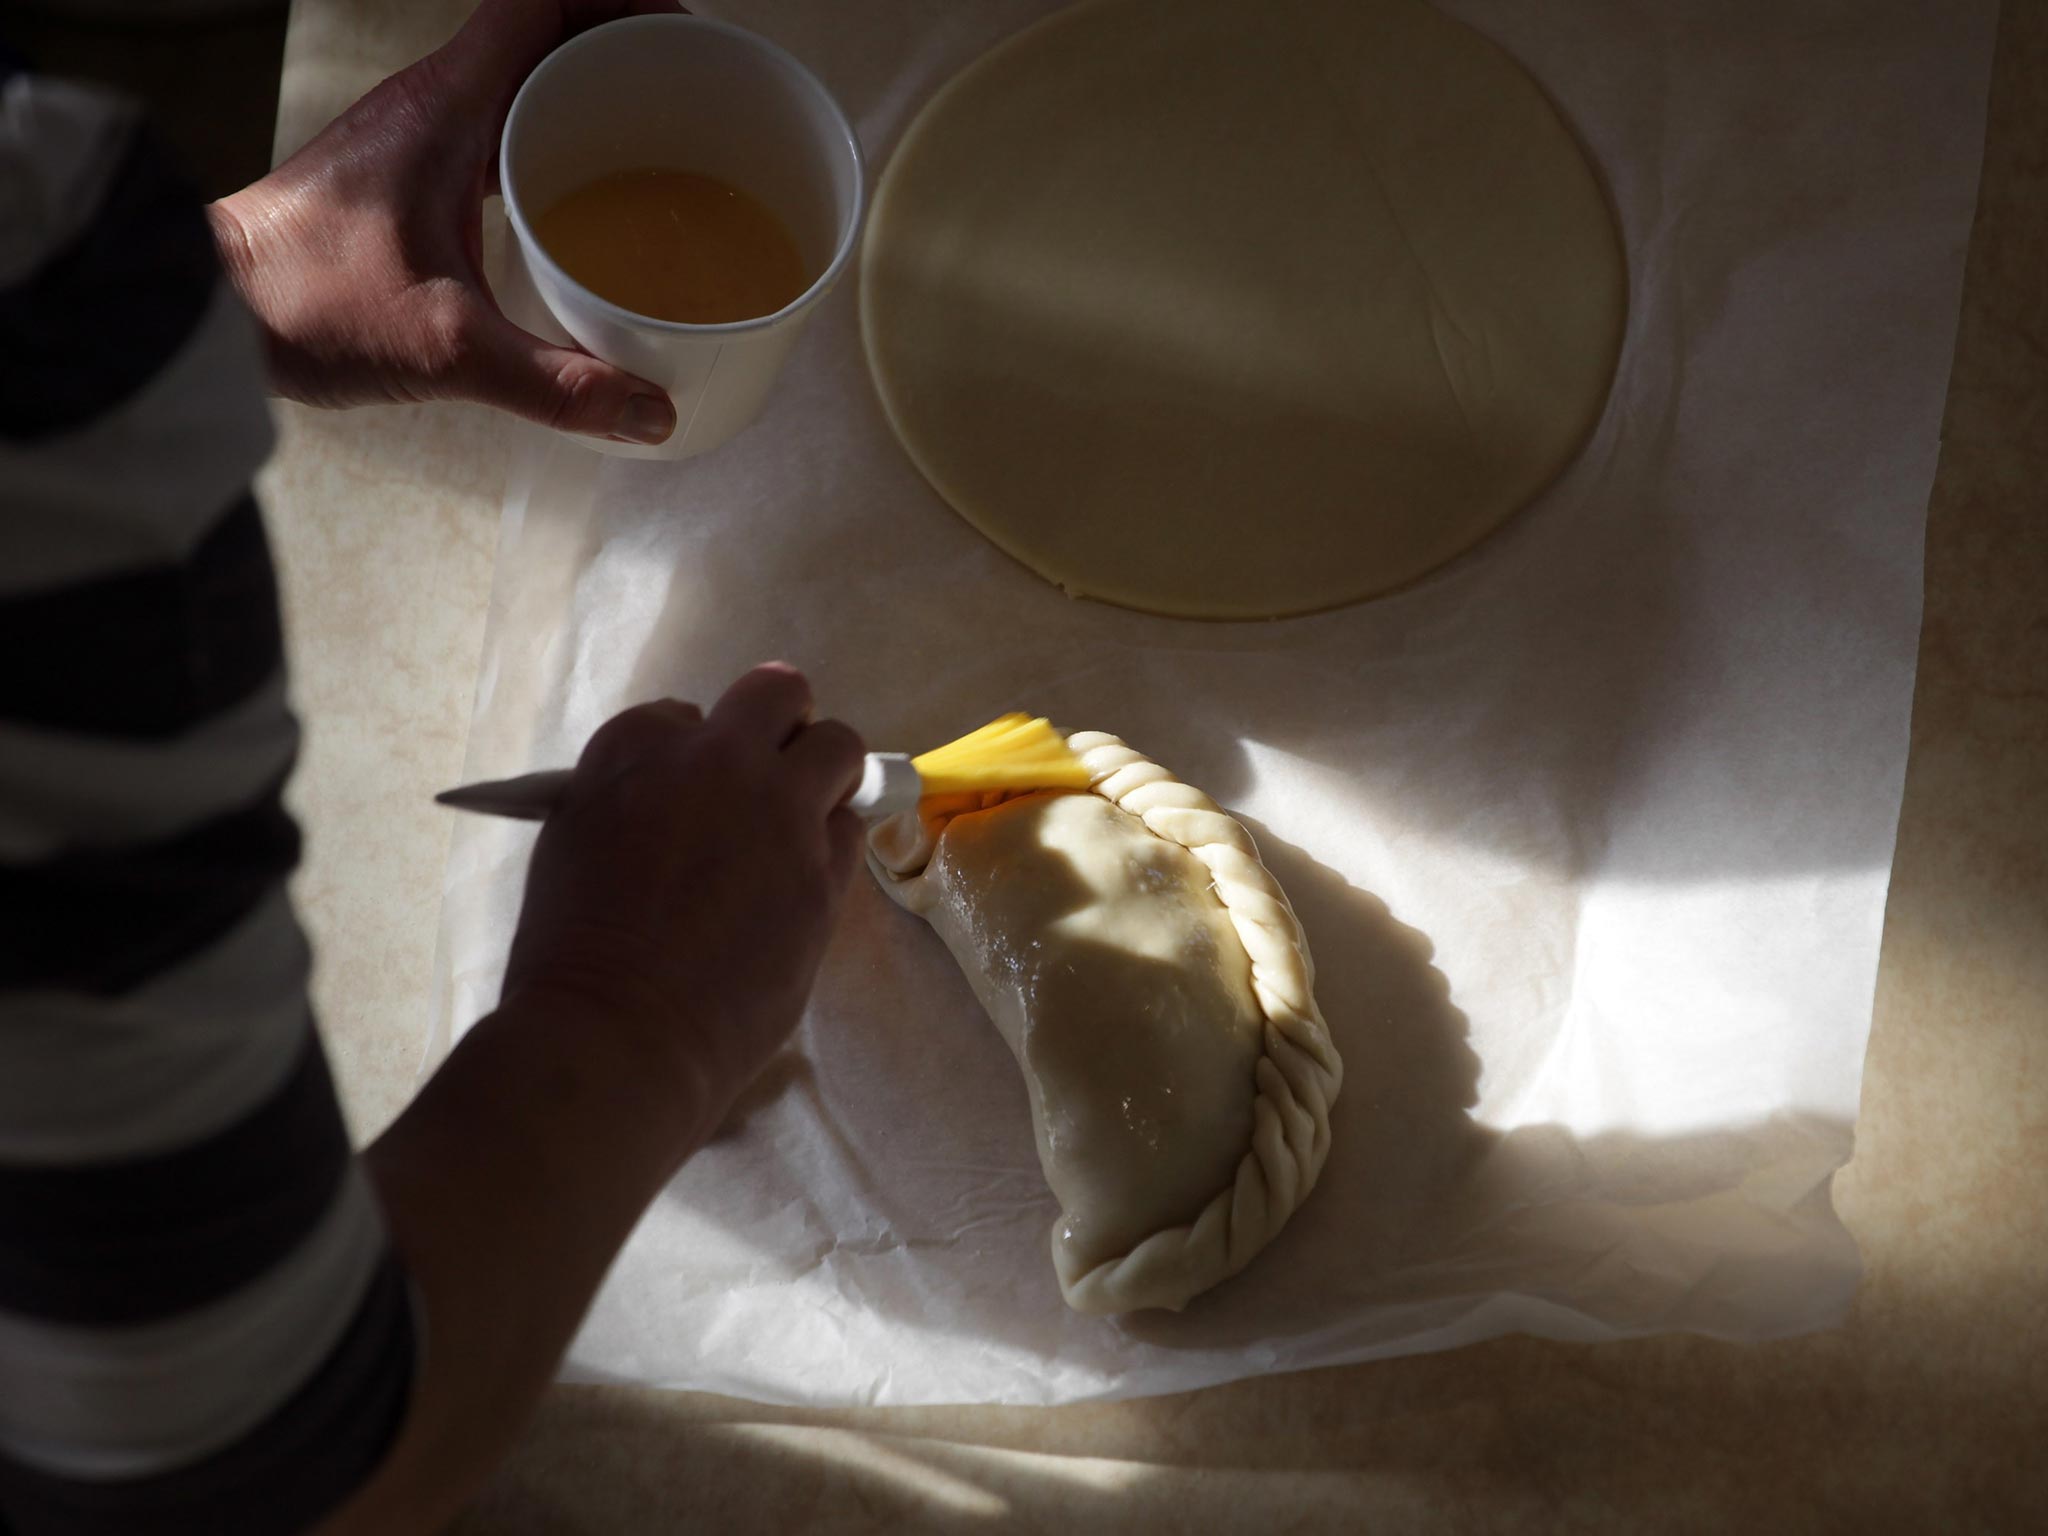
[0,69,417,1535]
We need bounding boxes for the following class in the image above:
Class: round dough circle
[862,0,1626,619]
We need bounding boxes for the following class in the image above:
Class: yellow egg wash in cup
[497,15,866,459]
[531,168,810,325]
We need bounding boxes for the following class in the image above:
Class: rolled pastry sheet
[868,731,1343,1313]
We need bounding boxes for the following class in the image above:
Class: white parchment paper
[431,0,1996,1404]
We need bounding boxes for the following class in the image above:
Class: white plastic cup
[499,15,865,460]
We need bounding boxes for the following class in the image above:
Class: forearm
[317,989,714,1536]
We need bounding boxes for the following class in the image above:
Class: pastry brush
[433,712,1090,822]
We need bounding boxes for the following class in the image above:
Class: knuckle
[757,660,812,703]
[415,282,478,382]
[694,725,750,780]
[545,359,605,432]
[808,716,861,755]
[584,701,673,765]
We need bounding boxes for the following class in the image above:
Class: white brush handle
[846,754,921,816]
[435,754,922,822]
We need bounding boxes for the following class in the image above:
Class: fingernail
[613,393,675,446]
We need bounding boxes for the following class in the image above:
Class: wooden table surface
[259,2,2046,1528]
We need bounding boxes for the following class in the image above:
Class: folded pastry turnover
[868,731,1342,1313]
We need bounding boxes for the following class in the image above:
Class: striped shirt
[1,66,416,1534]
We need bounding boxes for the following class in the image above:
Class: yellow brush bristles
[910,713,1093,797]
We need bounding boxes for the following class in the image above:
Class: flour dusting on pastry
[868,731,1343,1314]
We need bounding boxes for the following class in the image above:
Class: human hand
[502,665,867,1125]
[208,0,683,445]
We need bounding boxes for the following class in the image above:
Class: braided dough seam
[870,731,1343,1313]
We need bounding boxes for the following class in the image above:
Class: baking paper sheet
[430,0,1996,1404]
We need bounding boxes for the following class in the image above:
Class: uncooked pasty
[868,732,1342,1313]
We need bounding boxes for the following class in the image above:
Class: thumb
[464,307,677,445]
